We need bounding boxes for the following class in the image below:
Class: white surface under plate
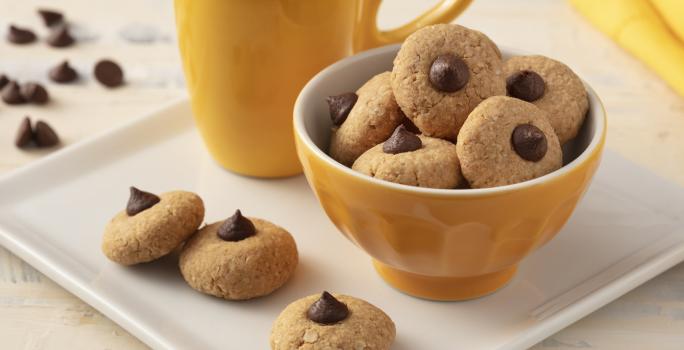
[1,101,684,350]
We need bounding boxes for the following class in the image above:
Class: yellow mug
[174,0,472,177]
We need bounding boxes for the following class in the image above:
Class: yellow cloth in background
[570,0,684,97]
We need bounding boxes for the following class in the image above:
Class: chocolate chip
[217,210,256,242]
[94,59,124,88]
[429,53,470,92]
[126,187,160,216]
[307,291,349,325]
[21,82,49,104]
[511,124,547,162]
[399,109,420,134]
[0,74,9,90]
[326,92,357,126]
[38,9,64,27]
[7,25,36,44]
[506,70,545,102]
[15,117,33,149]
[2,81,27,105]
[34,120,60,148]
[47,24,75,48]
[383,125,422,154]
[49,60,78,83]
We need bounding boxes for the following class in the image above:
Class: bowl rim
[293,44,607,197]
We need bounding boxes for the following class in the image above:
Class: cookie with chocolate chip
[270,292,395,350]
[456,96,562,188]
[504,55,588,144]
[179,210,298,300]
[101,187,204,265]
[352,125,464,189]
[391,24,506,141]
[328,72,406,166]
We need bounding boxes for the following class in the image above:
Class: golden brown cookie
[391,24,506,141]
[270,292,395,350]
[457,96,562,188]
[102,188,204,265]
[504,55,588,144]
[179,211,298,300]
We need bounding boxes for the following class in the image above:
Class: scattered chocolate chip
[46,24,75,47]
[49,60,78,83]
[217,210,256,242]
[2,81,27,104]
[429,53,470,92]
[307,291,349,325]
[21,82,49,104]
[94,59,124,87]
[38,9,64,27]
[7,25,36,44]
[511,124,547,162]
[399,109,420,134]
[34,120,60,148]
[383,125,422,154]
[506,70,545,102]
[126,187,160,216]
[326,92,357,126]
[14,117,33,148]
[0,74,9,90]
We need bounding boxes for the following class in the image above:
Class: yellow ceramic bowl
[293,45,606,301]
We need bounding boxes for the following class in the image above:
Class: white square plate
[1,100,684,349]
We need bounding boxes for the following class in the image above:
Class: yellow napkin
[570,0,684,97]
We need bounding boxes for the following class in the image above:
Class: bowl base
[373,260,517,301]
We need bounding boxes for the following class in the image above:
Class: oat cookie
[457,96,562,188]
[504,55,588,144]
[270,292,395,350]
[102,187,204,265]
[352,125,463,189]
[391,24,505,140]
[179,210,298,300]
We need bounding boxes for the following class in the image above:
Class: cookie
[503,55,588,144]
[179,210,298,300]
[457,96,562,188]
[352,125,464,189]
[328,72,406,166]
[391,24,506,141]
[270,292,395,350]
[102,187,204,265]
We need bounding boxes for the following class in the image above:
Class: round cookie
[270,292,395,350]
[504,55,588,144]
[457,96,562,188]
[102,188,204,265]
[329,72,405,167]
[179,211,298,300]
[391,23,506,141]
[352,125,464,189]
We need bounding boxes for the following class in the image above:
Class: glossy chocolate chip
[511,124,547,162]
[126,187,160,216]
[0,74,9,90]
[7,25,36,44]
[34,120,60,148]
[429,53,470,92]
[49,60,78,83]
[2,81,27,104]
[506,70,545,102]
[21,82,49,104]
[399,109,420,134]
[47,24,75,47]
[383,125,422,154]
[326,92,357,126]
[14,117,33,149]
[217,210,256,242]
[307,291,349,325]
[94,59,124,88]
[38,9,64,27]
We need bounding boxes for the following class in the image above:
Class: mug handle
[353,0,473,52]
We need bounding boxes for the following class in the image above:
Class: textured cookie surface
[457,96,562,188]
[102,191,204,265]
[504,55,588,144]
[179,218,298,300]
[352,135,463,189]
[329,72,405,166]
[270,293,395,350]
[391,24,505,140]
